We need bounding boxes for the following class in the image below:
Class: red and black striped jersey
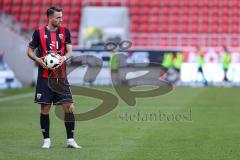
[29,26,71,78]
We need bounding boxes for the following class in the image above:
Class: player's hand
[52,56,66,70]
[36,57,48,69]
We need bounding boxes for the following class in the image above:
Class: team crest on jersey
[37,93,42,100]
[59,34,64,39]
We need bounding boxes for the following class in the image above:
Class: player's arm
[27,47,47,68]
[64,28,72,60]
[28,30,47,68]
[64,44,72,60]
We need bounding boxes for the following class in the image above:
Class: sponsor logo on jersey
[37,93,42,100]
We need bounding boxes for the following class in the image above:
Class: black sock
[64,113,75,139]
[40,114,50,139]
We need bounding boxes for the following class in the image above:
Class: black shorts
[35,77,73,105]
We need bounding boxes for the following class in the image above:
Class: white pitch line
[0,93,34,102]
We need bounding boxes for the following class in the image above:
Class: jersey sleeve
[65,28,72,44]
[29,30,40,49]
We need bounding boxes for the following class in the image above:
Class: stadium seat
[21,14,30,22]
[33,0,42,5]
[1,0,240,47]
[142,7,150,15]
[21,6,31,15]
[15,0,22,5]
[13,5,22,14]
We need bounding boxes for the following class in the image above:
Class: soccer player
[27,6,81,149]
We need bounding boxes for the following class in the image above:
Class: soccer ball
[44,53,60,69]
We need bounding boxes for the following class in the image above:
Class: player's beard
[52,22,60,28]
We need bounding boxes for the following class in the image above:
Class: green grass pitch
[0,86,240,160]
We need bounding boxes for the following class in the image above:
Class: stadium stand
[84,0,240,48]
[0,0,82,45]
[0,0,240,47]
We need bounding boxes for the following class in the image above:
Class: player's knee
[64,103,73,113]
[41,105,50,114]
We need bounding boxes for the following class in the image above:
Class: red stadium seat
[201,16,209,24]
[201,8,209,15]
[152,7,160,15]
[71,23,79,32]
[211,24,219,33]
[161,1,170,7]
[191,25,199,33]
[33,6,41,14]
[138,24,149,32]
[191,7,199,15]
[181,16,189,24]
[142,7,150,15]
[13,5,22,14]
[152,0,160,7]
[15,0,22,5]
[109,1,121,6]
[63,0,72,6]
[30,14,40,22]
[159,25,168,32]
[141,15,149,23]
[212,16,219,24]
[30,22,39,30]
[181,25,188,32]
[161,15,169,23]
[232,25,239,33]
[201,24,209,33]
[171,7,180,15]
[181,7,189,15]
[64,6,71,14]
[71,7,81,14]
[4,5,12,14]
[149,24,159,32]
[21,14,30,22]
[151,16,159,24]
[53,0,62,6]
[191,16,199,24]
[130,24,138,32]
[22,6,31,14]
[220,24,229,33]
[130,7,140,15]
[171,25,179,33]
[2,0,240,47]
[131,15,139,23]
[72,14,81,22]
[25,0,32,5]
[44,0,52,6]
[13,15,21,22]
[222,8,230,17]
[221,16,229,24]
[171,16,179,24]
[160,7,169,15]
[232,16,239,25]
[202,0,209,7]
[21,22,30,31]
[33,0,42,5]
[191,1,199,7]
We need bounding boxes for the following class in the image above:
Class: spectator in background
[197,48,207,86]
[161,52,173,80]
[173,52,184,82]
[109,50,121,85]
[222,48,231,82]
